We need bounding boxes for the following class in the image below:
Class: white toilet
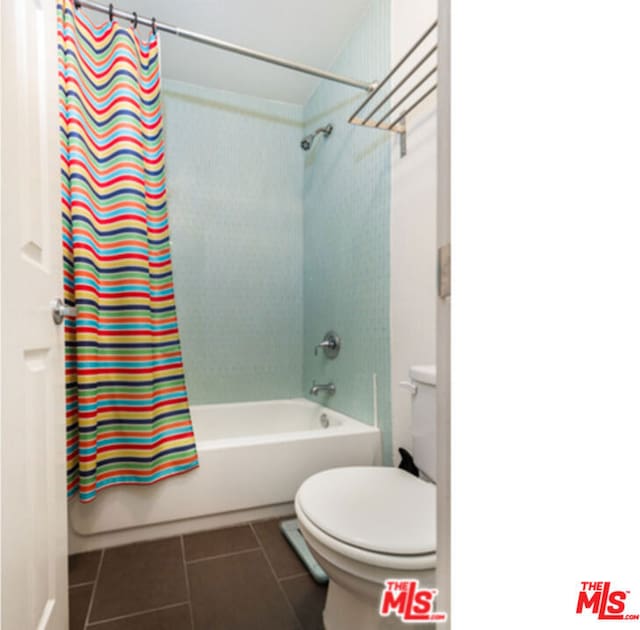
[295,365,437,630]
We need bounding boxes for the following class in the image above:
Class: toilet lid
[296,467,436,556]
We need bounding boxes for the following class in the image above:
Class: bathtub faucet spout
[309,381,336,396]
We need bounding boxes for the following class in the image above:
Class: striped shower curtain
[58,0,199,502]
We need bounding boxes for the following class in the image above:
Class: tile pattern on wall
[160,0,392,450]
[163,81,305,404]
[302,0,393,463]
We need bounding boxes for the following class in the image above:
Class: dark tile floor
[68,517,327,630]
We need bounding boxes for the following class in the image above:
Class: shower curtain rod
[74,0,376,93]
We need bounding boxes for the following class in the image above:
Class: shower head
[300,123,333,151]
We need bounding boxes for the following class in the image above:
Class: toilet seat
[295,466,437,571]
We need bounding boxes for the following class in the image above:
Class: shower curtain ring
[74,0,81,9]
[151,17,157,35]
[132,11,138,29]
[108,3,114,22]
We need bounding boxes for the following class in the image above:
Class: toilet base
[322,580,390,630]
[294,492,437,629]
[324,578,432,630]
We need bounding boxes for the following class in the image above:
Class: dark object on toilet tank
[398,448,420,477]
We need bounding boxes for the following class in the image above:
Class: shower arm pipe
[313,124,333,136]
[73,0,376,93]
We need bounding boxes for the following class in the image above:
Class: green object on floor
[280,518,328,584]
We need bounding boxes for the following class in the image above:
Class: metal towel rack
[348,19,438,157]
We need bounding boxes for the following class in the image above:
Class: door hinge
[438,243,451,298]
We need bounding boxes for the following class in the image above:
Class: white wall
[390,0,438,465]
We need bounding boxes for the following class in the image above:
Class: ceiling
[85,0,373,105]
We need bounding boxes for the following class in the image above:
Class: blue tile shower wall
[302,0,392,463]
[163,80,304,404]
[161,0,392,457]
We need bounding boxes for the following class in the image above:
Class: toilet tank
[409,365,437,482]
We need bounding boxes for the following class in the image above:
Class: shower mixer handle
[314,340,333,355]
[314,331,341,358]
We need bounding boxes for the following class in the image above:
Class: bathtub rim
[189,397,378,448]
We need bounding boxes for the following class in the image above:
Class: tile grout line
[180,535,196,630]
[69,580,97,589]
[82,548,105,630]
[250,522,304,630]
[85,601,191,627]
[278,571,314,582]
[185,546,263,565]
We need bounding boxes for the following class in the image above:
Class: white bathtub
[68,398,380,552]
